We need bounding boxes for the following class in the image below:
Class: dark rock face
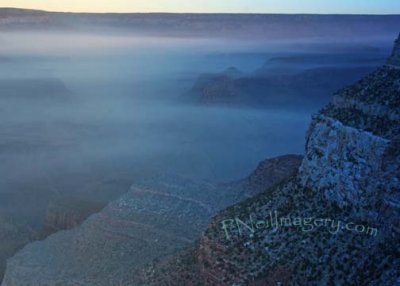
[134,34,400,285]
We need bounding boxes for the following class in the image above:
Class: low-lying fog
[0,30,394,226]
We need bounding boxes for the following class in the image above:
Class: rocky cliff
[134,34,400,285]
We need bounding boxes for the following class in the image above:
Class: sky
[0,0,399,14]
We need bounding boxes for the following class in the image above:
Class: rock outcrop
[135,34,400,285]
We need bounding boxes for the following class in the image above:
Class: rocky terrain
[132,34,400,285]
[1,155,299,285]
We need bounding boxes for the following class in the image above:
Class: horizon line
[1,7,400,16]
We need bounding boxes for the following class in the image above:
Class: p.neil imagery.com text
[220,211,379,241]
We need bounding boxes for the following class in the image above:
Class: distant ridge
[1,8,400,39]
